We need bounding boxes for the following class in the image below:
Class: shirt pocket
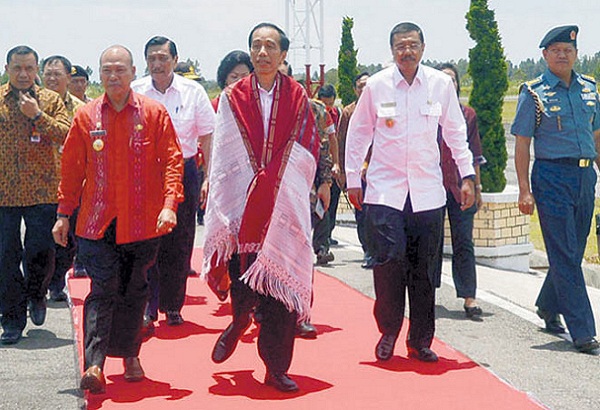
[376,105,400,129]
[419,102,442,133]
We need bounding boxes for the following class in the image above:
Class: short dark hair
[318,84,336,99]
[248,22,290,52]
[435,62,460,96]
[6,45,38,65]
[282,60,293,76]
[389,22,424,47]
[216,50,253,90]
[144,36,178,58]
[354,71,370,85]
[41,55,72,75]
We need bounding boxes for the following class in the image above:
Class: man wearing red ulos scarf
[202,22,319,393]
[52,45,184,394]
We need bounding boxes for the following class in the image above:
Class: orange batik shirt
[58,92,184,244]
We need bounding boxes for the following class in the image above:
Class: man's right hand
[347,187,363,211]
[518,191,535,215]
[52,218,70,247]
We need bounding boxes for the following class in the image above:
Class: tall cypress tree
[466,0,509,192]
[338,16,358,106]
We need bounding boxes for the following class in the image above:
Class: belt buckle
[579,159,590,167]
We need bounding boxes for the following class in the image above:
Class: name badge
[90,130,107,137]
[30,132,41,143]
[582,93,596,101]
[378,102,397,118]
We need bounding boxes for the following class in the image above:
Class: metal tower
[285,0,325,96]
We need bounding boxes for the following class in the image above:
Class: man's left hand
[156,208,177,234]
[460,178,475,211]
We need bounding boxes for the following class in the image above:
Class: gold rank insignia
[570,30,577,40]
[545,91,556,97]
[549,106,561,112]
[582,88,592,93]
[587,101,596,106]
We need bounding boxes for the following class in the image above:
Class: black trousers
[229,253,297,374]
[50,209,80,294]
[0,204,56,332]
[78,221,159,369]
[147,158,199,316]
[366,201,443,349]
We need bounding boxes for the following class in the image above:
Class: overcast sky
[1,0,598,81]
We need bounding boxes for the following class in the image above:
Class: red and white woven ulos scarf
[201,73,319,321]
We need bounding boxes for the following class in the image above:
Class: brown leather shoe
[80,366,106,394]
[123,357,145,382]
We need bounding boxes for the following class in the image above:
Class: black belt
[537,158,593,167]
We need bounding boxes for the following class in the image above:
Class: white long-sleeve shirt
[132,74,215,159]
[345,64,474,213]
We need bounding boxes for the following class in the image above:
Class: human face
[100,47,136,102]
[320,96,335,107]
[69,76,88,100]
[354,75,369,99]
[146,43,177,86]
[6,53,38,90]
[391,31,424,78]
[225,63,251,86]
[250,26,287,79]
[42,60,70,98]
[442,68,458,92]
[543,42,577,80]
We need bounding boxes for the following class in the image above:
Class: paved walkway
[1,219,599,409]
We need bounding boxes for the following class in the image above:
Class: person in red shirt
[52,45,184,394]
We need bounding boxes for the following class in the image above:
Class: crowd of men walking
[0,19,598,398]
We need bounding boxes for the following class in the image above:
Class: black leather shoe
[536,308,565,334]
[264,371,299,392]
[141,314,156,337]
[316,250,334,266]
[80,365,106,394]
[375,334,397,361]
[49,290,68,302]
[123,357,145,382]
[28,298,47,326]
[361,256,375,269]
[166,311,184,326]
[464,305,483,320]
[573,337,600,355]
[211,319,250,363]
[408,346,439,362]
[296,321,317,339]
[1,329,22,345]
[329,238,339,246]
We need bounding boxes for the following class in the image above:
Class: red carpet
[68,248,545,409]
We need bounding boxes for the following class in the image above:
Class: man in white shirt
[346,22,475,363]
[132,36,215,328]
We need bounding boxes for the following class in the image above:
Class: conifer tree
[466,0,509,192]
[338,16,358,106]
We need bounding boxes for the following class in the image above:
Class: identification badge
[377,103,397,118]
[582,93,596,101]
[30,132,41,143]
[90,130,107,137]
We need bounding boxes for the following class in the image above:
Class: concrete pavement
[1,219,599,409]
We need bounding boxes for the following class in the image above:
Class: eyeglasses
[393,43,422,52]
[42,71,67,79]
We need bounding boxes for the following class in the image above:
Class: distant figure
[346,22,475,363]
[41,55,86,302]
[53,45,184,393]
[337,71,372,268]
[435,62,486,321]
[203,23,319,392]
[0,45,70,345]
[69,64,92,103]
[512,25,600,355]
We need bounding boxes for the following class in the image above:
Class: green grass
[528,201,600,264]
